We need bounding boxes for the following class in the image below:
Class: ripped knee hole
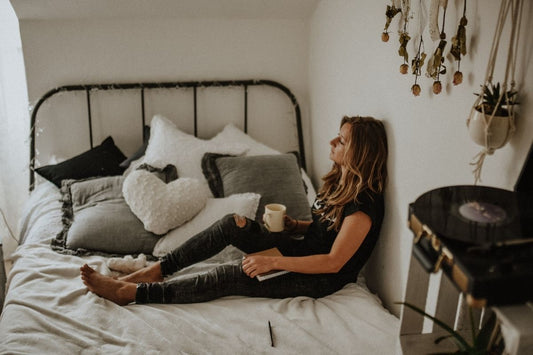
[233,214,247,228]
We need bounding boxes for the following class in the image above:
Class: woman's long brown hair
[316,116,388,231]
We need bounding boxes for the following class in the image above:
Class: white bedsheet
[0,183,399,354]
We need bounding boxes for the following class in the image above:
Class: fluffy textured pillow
[211,123,317,204]
[123,169,210,235]
[36,136,126,187]
[51,176,160,256]
[202,153,311,221]
[153,193,261,257]
[120,125,151,169]
[141,115,248,184]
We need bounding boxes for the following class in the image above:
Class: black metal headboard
[29,79,304,191]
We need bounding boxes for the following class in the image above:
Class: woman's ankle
[148,262,164,282]
[117,283,137,304]
[121,262,163,283]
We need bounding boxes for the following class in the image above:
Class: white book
[246,247,290,281]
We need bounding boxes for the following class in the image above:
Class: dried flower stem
[451,0,468,85]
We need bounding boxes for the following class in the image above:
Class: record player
[408,145,533,307]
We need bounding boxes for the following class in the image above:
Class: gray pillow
[51,176,160,257]
[202,153,311,221]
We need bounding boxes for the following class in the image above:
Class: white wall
[18,17,312,163]
[4,3,312,245]
[309,0,533,315]
[20,18,310,103]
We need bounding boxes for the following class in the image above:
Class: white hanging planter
[466,0,524,184]
[467,108,514,150]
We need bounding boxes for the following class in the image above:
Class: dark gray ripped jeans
[135,214,352,304]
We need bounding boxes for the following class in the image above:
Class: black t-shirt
[302,190,384,278]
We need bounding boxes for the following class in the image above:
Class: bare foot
[80,264,137,305]
[119,262,164,283]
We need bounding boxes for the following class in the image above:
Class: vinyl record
[411,185,533,245]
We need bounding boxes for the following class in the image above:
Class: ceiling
[10,0,320,20]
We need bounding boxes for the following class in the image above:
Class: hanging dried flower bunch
[426,4,447,95]
[426,37,446,94]
[411,37,426,96]
[399,32,411,73]
[398,1,412,74]
[426,37,446,80]
[381,0,468,96]
[450,0,468,85]
[382,2,402,42]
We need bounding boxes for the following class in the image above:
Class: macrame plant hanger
[468,0,523,184]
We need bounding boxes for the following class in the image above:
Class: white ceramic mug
[263,203,286,232]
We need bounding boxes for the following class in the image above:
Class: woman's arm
[242,211,372,278]
[283,215,312,234]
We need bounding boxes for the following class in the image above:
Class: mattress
[0,181,399,354]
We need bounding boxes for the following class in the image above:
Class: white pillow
[143,115,249,183]
[211,123,317,204]
[153,193,261,257]
[211,123,280,156]
[123,169,210,235]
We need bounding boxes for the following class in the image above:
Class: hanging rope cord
[469,0,523,183]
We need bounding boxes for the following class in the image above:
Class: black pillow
[36,136,127,188]
[201,153,311,221]
[119,125,151,168]
[136,163,178,183]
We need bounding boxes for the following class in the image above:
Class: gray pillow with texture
[202,153,311,221]
[51,176,160,256]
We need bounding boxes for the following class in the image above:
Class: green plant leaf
[474,312,497,350]
[434,334,454,344]
[468,306,477,346]
[474,82,519,116]
[397,302,471,351]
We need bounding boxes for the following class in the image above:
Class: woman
[81,116,388,305]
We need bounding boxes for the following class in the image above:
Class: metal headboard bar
[85,89,94,149]
[29,79,304,191]
[193,86,198,137]
[244,85,249,133]
[141,88,146,130]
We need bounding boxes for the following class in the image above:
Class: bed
[0,80,399,354]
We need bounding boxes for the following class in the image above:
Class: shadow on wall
[361,119,404,317]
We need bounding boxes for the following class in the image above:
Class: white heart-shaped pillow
[123,170,209,235]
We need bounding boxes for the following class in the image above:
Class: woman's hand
[283,215,298,232]
[241,255,275,279]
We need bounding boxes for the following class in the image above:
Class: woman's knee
[220,213,250,229]
[218,213,267,252]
